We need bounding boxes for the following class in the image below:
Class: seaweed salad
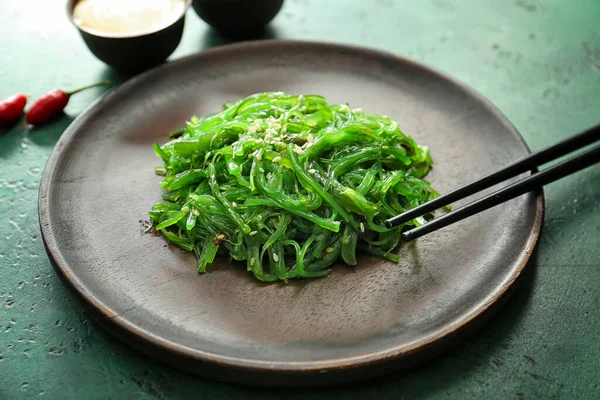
[149,92,439,282]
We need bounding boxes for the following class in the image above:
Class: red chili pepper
[26,81,111,126]
[0,93,28,125]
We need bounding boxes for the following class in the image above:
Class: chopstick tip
[401,231,412,242]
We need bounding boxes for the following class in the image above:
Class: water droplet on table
[48,347,64,356]
[28,167,41,176]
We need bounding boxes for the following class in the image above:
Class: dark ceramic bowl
[192,0,283,38]
[67,0,192,72]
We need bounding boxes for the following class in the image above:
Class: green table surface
[1,0,599,398]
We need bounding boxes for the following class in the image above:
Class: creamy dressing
[73,0,186,37]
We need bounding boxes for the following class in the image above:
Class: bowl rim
[66,0,192,39]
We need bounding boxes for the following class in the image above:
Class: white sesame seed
[325,247,334,253]
[273,253,280,262]
[259,111,267,116]
[304,142,314,149]
[353,107,363,113]
[248,126,257,134]
[293,146,305,155]
[281,124,287,133]
[250,258,256,266]
[259,167,265,173]
[360,222,365,232]
[308,169,316,174]
[192,209,200,216]
[272,156,281,163]
[298,94,304,101]
[266,128,277,136]
[232,202,237,208]
[256,215,262,221]
[181,206,190,212]
[247,118,253,122]
[216,233,226,240]
[270,99,278,103]
[382,145,389,150]
[249,230,258,236]
[255,138,264,143]
[307,133,314,142]
[301,106,307,112]
[256,153,262,161]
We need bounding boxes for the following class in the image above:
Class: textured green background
[1,0,599,398]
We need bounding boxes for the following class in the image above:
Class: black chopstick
[383,123,600,241]
[385,123,600,230]
[400,141,600,241]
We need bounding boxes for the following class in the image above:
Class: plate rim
[38,39,545,380]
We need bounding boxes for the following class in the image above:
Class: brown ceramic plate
[39,40,543,387]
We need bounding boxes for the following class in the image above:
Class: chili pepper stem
[64,80,111,96]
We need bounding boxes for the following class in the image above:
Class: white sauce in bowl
[73,0,186,37]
